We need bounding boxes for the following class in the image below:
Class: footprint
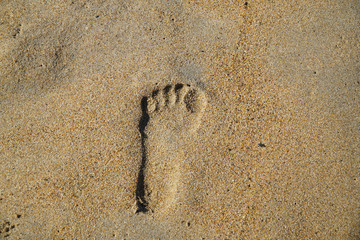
[136,83,206,214]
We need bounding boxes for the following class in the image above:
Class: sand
[1,0,359,239]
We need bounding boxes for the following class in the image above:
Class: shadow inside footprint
[138,97,149,134]
[136,97,150,213]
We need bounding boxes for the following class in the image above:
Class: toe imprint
[153,89,165,110]
[175,83,191,103]
[184,89,205,113]
[163,85,176,107]
[147,97,156,113]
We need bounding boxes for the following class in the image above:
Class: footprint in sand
[136,83,206,214]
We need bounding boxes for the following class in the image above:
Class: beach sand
[1,0,359,239]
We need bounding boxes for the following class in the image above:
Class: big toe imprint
[146,83,206,116]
